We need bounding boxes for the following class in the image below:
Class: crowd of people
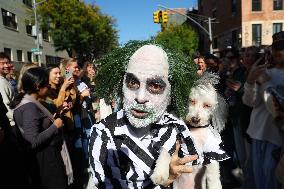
[0,56,99,189]
[193,31,284,189]
[0,31,283,189]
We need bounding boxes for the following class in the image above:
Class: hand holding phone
[53,104,68,119]
[65,70,73,80]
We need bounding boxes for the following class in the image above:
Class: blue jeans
[242,139,281,189]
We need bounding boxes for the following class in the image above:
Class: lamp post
[32,0,47,67]
[158,4,214,54]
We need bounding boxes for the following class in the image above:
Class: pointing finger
[178,154,198,165]
[180,165,194,173]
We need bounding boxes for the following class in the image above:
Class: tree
[155,24,199,57]
[38,0,118,65]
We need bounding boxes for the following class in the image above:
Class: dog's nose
[191,117,200,124]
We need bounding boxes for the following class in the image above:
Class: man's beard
[123,98,169,128]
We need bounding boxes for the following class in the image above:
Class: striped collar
[113,110,186,174]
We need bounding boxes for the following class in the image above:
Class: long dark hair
[10,67,48,109]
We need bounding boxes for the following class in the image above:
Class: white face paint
[123,45,171,128]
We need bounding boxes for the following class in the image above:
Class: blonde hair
[17,63,38,92]
[59,58,77,76]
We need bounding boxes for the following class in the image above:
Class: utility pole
[158,4,214,54]
[208,17,213,54]
[32,0,47,67]
[32,0,41,66]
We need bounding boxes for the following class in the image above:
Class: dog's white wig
[194,72,228,133]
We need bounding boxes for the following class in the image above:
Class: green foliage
[94,40,197,118]
[155,24,199,57]
[38,0,118,62]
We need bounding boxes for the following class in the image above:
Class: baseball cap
[272,31,284,50]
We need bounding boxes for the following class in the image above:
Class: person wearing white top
[242,31,284,189]
[0,53,15,127]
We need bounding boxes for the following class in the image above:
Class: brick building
[198,0,284,52]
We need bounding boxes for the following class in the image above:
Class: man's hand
[163,140,198,187]
[246,58,271,84]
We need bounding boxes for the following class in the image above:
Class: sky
[85,0,197,45]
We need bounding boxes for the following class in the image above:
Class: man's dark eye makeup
[146,78,166,94]
[125,73,167,94]
[125,73,140,88]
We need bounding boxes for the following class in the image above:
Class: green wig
[94,40,197,118]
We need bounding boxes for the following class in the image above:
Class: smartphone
[256,51,266,65]
[267,87,284,111]
[54,103,68,119]
[65,70,73,80]
[54,109,62,119]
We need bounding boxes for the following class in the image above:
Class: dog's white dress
[175,124,229,189]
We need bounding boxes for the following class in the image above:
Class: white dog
[151,73,229,189]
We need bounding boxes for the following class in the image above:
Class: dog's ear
[211,94,228,133]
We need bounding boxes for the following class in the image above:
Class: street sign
[31,48,39,52]
[34,51,42,55]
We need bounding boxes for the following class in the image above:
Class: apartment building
[198,0,284,51]
[242,0,284,47]
[0,0,68,69]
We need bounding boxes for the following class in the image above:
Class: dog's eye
[189,99,196,105]
[203,103,212,108]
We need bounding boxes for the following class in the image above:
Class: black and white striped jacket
[89,110,199,189]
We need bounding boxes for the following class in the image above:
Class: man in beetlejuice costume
[89,41,200,188]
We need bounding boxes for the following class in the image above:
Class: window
[274,0,283,10]
[46,55,62,65]
[23,0,32,7]
[252,24,262,46]
[1,9,17,30]
[27,51,32,62]
[232,0,237,15]
[17,50,23,62]
[26,25,32,35]
[232,30,238,48]
[252,0,261,11]
[34,55,39,63]
[42,28,49,41]
[4,48,12,60]
[273,23,283,34]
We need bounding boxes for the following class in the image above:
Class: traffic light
[162,10,168,23]
[153,10,162,23]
